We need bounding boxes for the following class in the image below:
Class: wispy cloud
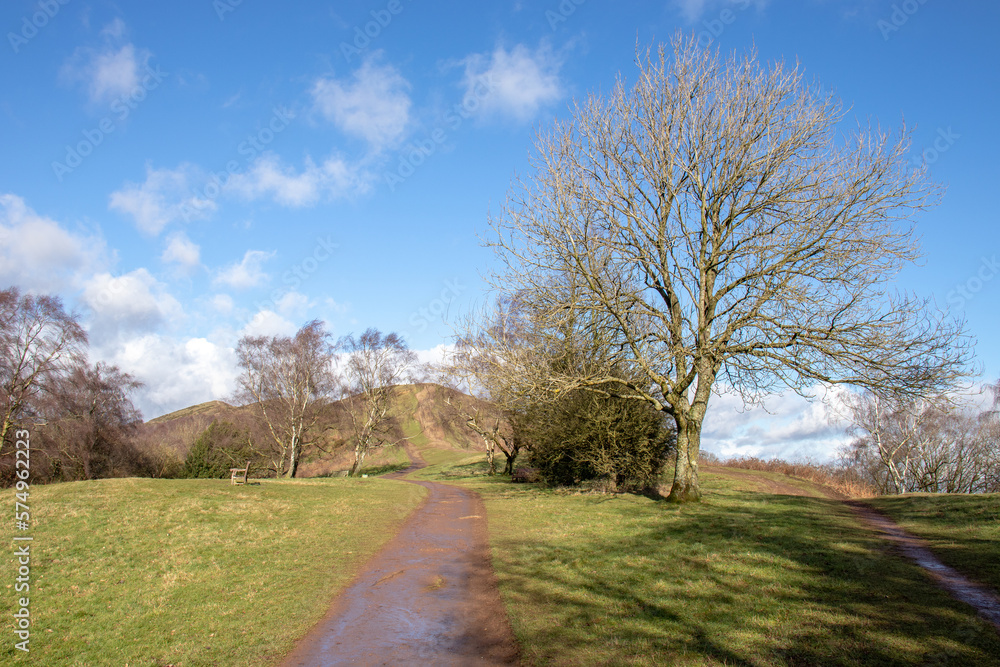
[227,153,370,207]
[460,43,563,122]
[214,250,276,290]
[109,164,214,235]
[161,232,201,273]
[312,53,412,151]
[61,19,152,106]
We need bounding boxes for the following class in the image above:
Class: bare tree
[0,287,87,453]
[235,320,336,478]
[842,385,999,494]
[339,329,415,476]
[482,35,973,501]
[37,362,147,481]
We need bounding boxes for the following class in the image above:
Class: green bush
[525,389,674,492]
[181,421,257,479]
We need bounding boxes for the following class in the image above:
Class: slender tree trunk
[350,441,366,476]
[0,418,11,454]
[286,435,300,478]
[667,412,702,502]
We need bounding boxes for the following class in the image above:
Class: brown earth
[279,444,520,666]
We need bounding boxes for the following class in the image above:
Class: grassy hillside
[0,477,426,666]
[423,458,1000,666]
[140,383,488,475]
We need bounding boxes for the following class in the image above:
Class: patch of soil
[280,446,520,666]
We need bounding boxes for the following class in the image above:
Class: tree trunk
[349,441,366,477]
[667,413,702,502]
[486,441,496,475]
[286,436,300,478]
[502,450,517,476]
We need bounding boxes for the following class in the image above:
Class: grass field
[0,476,425,666]
[866,493,1000,593]
[425,456,1000,666]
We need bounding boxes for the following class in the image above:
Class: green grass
[866,493,1000,593]
[0,477,425,666]
[423,457,1000,666]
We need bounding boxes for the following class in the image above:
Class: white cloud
[82,269,184,342]
[227,153,369,207]
[461,43,563,121]
[161,232,201,272]
[61,21,152,105]
[701,385,852,463]
[276,290,310,318]
[0,194,107,293]
[211,294,235,316]
[98,333,238,418]
[241,309,297,338]
[312,55,411,150]
[109,164,215,235]
[214,250,276,290]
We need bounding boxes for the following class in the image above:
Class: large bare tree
[0,287,87,453]
[235,320,336,478]
[339,329,416,476]
[483,35,973,501]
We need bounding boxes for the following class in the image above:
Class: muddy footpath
[280,450,520,666]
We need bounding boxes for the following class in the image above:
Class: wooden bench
[230,461,250,486]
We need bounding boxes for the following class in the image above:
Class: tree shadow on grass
[494,490,1000,666]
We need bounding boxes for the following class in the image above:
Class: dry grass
[705,454,876,499]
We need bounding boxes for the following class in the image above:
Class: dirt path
[705,465,1000,632]
[280,449,520,666]
[844,500,1000,633]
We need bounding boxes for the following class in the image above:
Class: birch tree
[1,287,87,454]
[339,329,415,476]
[483,35,973,501]
[235,320,336,478]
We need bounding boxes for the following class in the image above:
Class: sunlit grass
[0,477,425,666]
[425,458,1000,666]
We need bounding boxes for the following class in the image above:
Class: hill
[136,383,492,475]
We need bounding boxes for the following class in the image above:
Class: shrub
[182,421,258,479]
[526,389,675,492]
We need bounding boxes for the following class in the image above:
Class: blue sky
[2,0,997,460]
